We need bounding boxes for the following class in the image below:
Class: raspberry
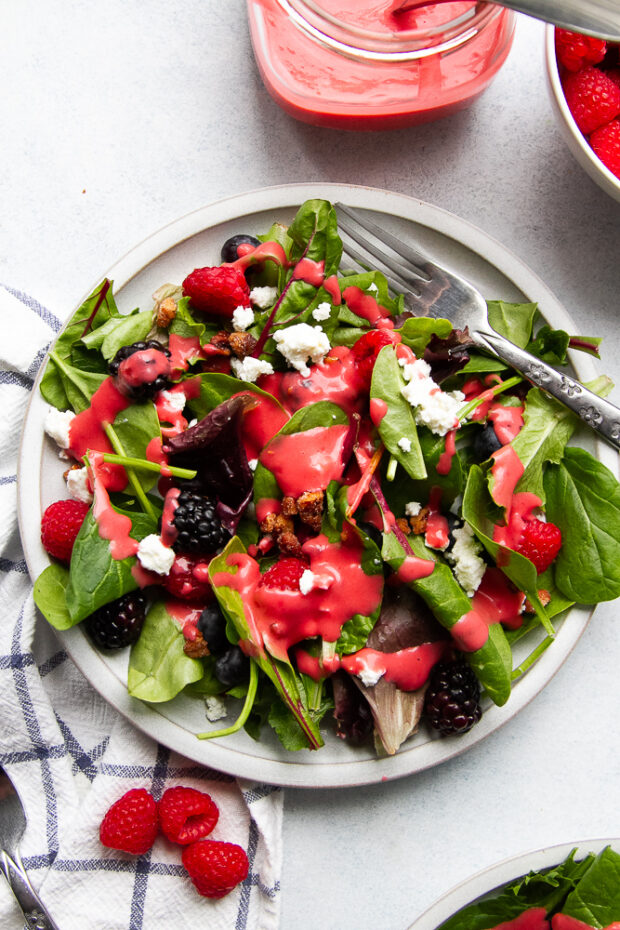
[515,519,562,574]
[158,786,219,845]
[183,266,251,317]
[109,340,172,401]
[351,329,399,390]
[590,119,620,178]
[562,66,620,135]
[172,490,230,554]
[163,553,214,602]
[182,840,249,899]
[555,29,606,72]
[41,499,90,563]
[258,556,307,590]
[100,788,158,855]
[85,590,148,649]
[424,660,482,735]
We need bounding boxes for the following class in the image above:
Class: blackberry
[172,489,229,555]
[424,660,482,735]
[472,423,502,462]
[109,340,172,401]
[85,591,147,650]
[220,234,260,263]
[197,602,229,655]
[215,646,249,688]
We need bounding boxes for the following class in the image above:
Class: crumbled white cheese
[299,569,318,595]
[158,389,186,413]
[45,407,75,449]
[445,523,486,597]
[405,501,422,517]
[312,301,332,322]
[250,286,279,309]
[397,437,412,453]
[367,282,379,293]
[232,305,255,332]
[230,356,275,383]
[400,359,464,437]
[66,466,93,505]
[248,458,258,472]
[357,662,384,688]
[273,323,330,377]
[137,534,175,576]
[205,695,228,722]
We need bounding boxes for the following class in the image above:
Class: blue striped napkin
[0,285,282,930]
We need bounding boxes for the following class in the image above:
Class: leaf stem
[196,661,258,740]
[511,634,554,680]
[104,424,156,519]
[100,453,196,479]
[386,454,398,482]
[458,375,522,422]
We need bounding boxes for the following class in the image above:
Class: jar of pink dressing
[246,0,516,130]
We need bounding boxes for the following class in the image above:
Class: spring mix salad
[436,846,620,930]
[32,199,620,755]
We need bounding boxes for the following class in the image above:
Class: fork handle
[1,850,61,930]
[472,328,620,451]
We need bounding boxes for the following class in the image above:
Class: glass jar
[246,0,516,130]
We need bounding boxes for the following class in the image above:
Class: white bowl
[544,25,620,203]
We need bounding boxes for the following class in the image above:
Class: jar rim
[271,0,504,60]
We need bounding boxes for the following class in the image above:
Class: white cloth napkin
[0,284,283,930]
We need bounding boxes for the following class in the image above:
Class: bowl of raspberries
[545,25,620,202]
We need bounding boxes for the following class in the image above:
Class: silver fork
[336,203,620,452]
[0,766,60,930]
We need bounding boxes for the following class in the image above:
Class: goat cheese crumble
[44,407,75,449]
[405,501,422,517]
[397,437,412,453]
[299,569,318,595]
[137,535,175,576]
[445,523,486,597]
[273,323,330,376]
[230,356,275,383]
[400,358,464,436]
[250,286,278,309]
[66,466,93,505]
[311,301,331,322]
[204,695,228,722]
[232,305,255,332]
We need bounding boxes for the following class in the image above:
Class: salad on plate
[31,198,620,756]
[435,845,620,930]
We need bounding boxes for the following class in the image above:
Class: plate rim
[16,181,611,788]
[406,836,620,930]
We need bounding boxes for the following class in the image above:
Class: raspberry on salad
[183,265,251,317]
[182,840,249,899]
[555,29,607,72]
[562,66,620,135]
[590,119,620,178]
[163,553,214,602]
[258,557,308,590]
[40,499,89,564]
[158,786,219,846]
[100,788,158,855]
[515,519,562,574]
[85,590,148,649]
[351,328,399,389]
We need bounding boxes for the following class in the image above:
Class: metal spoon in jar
[392,0,620,42]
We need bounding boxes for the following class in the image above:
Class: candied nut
[259,512,295,537]
[409,506,430,535]
[229,331,258,360]
[210,331,232,353]
[183,631,210,658]
[297,490,324,533]
[281,496,298,517]
[156,297,177,329]
[278,531,304,559]
[523,589,552,614]
[396,517,411,536]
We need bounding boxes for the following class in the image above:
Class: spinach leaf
[562,847,620,927]
[40,352,106,413]
[33,563,73,630]
[127,601,204,702]
[336,521,383,655]
[188,372,287,421]
[65,506,157,624]
[370,345,426,480]
[544,447,620,603]
[82,308,152,360]
[467,622,512,706]
[488,300,538,347]
[111,401,162,492]
[209,537,324,750]
[398,316,452,356]
[336,269,402,327]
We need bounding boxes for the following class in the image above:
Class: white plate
[17,182,613,788]
[407,837,620,929]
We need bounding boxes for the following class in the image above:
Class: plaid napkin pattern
[0,285,282,930]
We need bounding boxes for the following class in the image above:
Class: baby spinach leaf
[544,447,620,603]
[467,622,512,706]
[33,563,73,630]
[127,601,204,702]
[82,308,152,360]
[65,507,157,623]
[562,847,620,927]
[111,401,161,492]
[189,372,287,420]
[287,198,342,276]
[370,345,426,480]
[526,324,570,365]
[487,300,538,347]
[40,352,106,413]
[398,317,452,356]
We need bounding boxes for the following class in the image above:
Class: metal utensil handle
[473,328,620,452]
[1,850,61,930]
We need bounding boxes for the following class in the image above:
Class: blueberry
[220,234,260,263]
[197,602,229,655]
[472,423,502,461]
[215,646,250,688]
